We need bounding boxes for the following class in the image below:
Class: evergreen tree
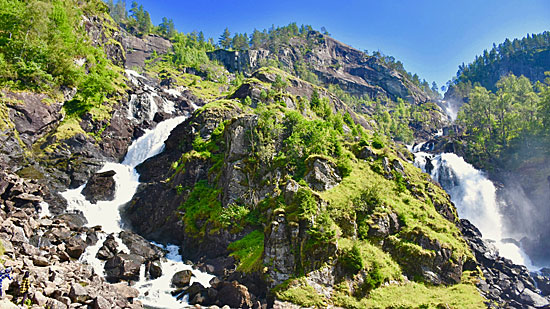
[159,17,175,38]
[219,27,231,49]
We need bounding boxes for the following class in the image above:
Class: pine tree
[219,27,231,49]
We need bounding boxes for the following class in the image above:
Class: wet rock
[217,281,253,309]
[96,234,118,260]
[81,170,117,203]
[104,253,142,282]
[148,260,162,279]
[119,231,164,262]
[304,157,342,191]
[171,270,193,288]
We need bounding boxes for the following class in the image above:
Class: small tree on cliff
[219,27,232,49]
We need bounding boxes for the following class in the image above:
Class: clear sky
[131,0,550,90]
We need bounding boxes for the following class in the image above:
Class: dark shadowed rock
[82,170,117,203]
[171,270,193,288]
[96,234,119,260]
[104,253,143,282]
[218,281,253,309]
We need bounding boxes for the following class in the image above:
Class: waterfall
[413,150,537,270]
[60,115,214,307]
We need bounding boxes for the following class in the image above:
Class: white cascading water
[413,148,536,270]
[60,114,214,307]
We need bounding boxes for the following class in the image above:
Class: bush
[372,135,385,149]
[340,244,364,273]
[337,155,352,177]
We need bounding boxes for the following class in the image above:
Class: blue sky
[131,0,550,89]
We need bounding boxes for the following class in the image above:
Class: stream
[60,115,213,308]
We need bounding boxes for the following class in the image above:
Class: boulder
[66,237,87,259]
[81,170,117,203]
[112,282,139,299]
[104,253,143,282]
[92,295,111,309]
[96,234,119,260]
[55,213,88,229]
[148,260,162,279]
[217,281,252,309]
[171,270,193,288]
[304,157,342,191]
[33,255,50,267]
[69,283,91,303]
[32,291,48,306]
[119,231,164,261]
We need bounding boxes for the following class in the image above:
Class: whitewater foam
[414,151,537,270]
[60,115,210,306]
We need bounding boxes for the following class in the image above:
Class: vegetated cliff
[208,31,432,105]
[123,68,490,308]
[444,31,550,108]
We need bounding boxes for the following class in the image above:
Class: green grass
[274,277,328,308]
[333,282,486,308]
[321,157,472,264]
[228,230,264,273]
[178,180,223,237]
[338,238,402,283]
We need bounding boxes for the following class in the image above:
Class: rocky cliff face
[209,32,431,105]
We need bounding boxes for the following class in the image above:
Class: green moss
[321,155,473,275]
[178,180,222,236]
[228,230,264,273]
[333,282,485,308]
[274,278,328,308]
[0,101,13,131]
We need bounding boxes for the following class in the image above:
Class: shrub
[372,135,385,149]
[337,155,352,177]
[340,244,364,273]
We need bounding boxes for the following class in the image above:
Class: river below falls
[60,115,213,308]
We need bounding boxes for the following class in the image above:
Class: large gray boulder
[305,157,342,191]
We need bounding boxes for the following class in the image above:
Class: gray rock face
[305,158,342,191]
[82,170,117,203]
[209,32,431,105]
[5,91,63,147]
[123,34,172,68]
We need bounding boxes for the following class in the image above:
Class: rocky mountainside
[209,32,431,105]
[0,0,547,308]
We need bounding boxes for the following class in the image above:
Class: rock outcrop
[122,34,172,69]
[209,32,432,105]
[459,219,550,308]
